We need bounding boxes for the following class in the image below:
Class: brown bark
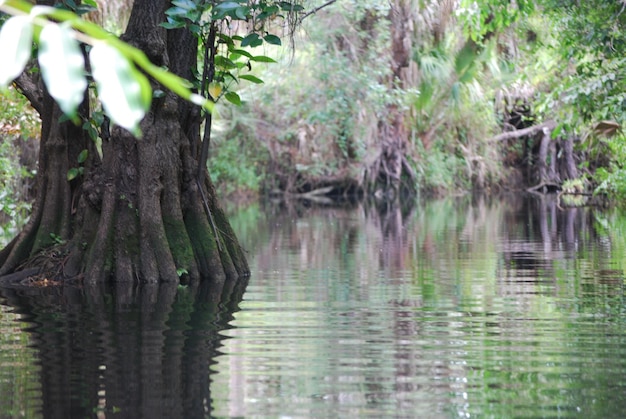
[0,0,249,285]
[364,0,416,196]
[561,136,578,180]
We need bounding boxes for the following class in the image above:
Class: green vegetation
[0,304,41,417]
[0,86,37,245]
[204,0,626,202]
[3,0,626,207]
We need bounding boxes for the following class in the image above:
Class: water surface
[1,195,626,418]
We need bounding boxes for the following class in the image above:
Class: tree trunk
[560,136,578,181]
[365,0,416,196]
[0,0,249,286]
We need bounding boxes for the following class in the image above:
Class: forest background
[2,0,626,238]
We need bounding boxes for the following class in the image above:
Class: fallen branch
[290,186,334,198]
[489,120,556,142]
[527,181,560,193]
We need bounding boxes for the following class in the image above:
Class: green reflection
[2,196,626,418]
[0,304,42,418]
[215,195,626,418]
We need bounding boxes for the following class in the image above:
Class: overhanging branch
[299,0,339,22]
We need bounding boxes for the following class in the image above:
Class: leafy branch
[0,0,213,135]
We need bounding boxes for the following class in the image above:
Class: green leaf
[215,55,237,69]
[172,0,196,8]
[90,42,152,135]
[67,167,80,181]
[279,2,304,12]
[250,55,276,63]
[241,33,262,48]
[213,1,239,18]
[160,20,186,29]
[230,48,253,58]
[454,43,477,77]
[262,5,280,15]
[225,91,242,106]
[77,149,88,164]
[0,16,34,88]
[218,34,235,47]
[95,136,103,160]
[165,7,188,18]
[38,23,87,118]
[263,34,281,46]
[235,6,250,20]
[214,2,240,11]
[238,74,264,84]
[82,121,99,141]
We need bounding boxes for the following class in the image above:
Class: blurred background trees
[3,0,626,217]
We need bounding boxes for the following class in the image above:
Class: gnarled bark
[0,0,249,286]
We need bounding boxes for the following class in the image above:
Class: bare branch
[299,0,340,22]
[13,71,44,115]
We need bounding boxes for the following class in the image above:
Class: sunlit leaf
[38,23,87,118]
[214,2,240,11]
[67,167,80,181]
[90,42,152,135]
[95,136,103,160]
[208,82,222,99]
[0,16,34,88]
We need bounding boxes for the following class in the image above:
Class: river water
[1,195,626,418]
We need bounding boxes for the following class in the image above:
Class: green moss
[163,215,196,271]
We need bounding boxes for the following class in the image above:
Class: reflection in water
[216,195,626,418]
[2,195,626,418]
[0,277,247,419]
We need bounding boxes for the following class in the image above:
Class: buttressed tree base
[0,0,251,286]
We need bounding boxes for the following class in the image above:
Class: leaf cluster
[162,0,301,107]
[0,0,215,136]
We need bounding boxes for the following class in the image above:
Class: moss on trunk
[0,0,249,285]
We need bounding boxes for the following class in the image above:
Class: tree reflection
[0,276,247,419]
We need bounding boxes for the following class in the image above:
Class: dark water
[2,195,626,418]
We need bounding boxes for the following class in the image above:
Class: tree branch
[299,0,340,22]
[489,120,556,142]
[13,71,44,115]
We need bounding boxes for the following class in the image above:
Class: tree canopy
[0,0,308,286]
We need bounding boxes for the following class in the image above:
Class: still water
[1,195,626,418]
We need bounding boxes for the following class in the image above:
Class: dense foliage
[205,0,626,201]
[3,0,626,203]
